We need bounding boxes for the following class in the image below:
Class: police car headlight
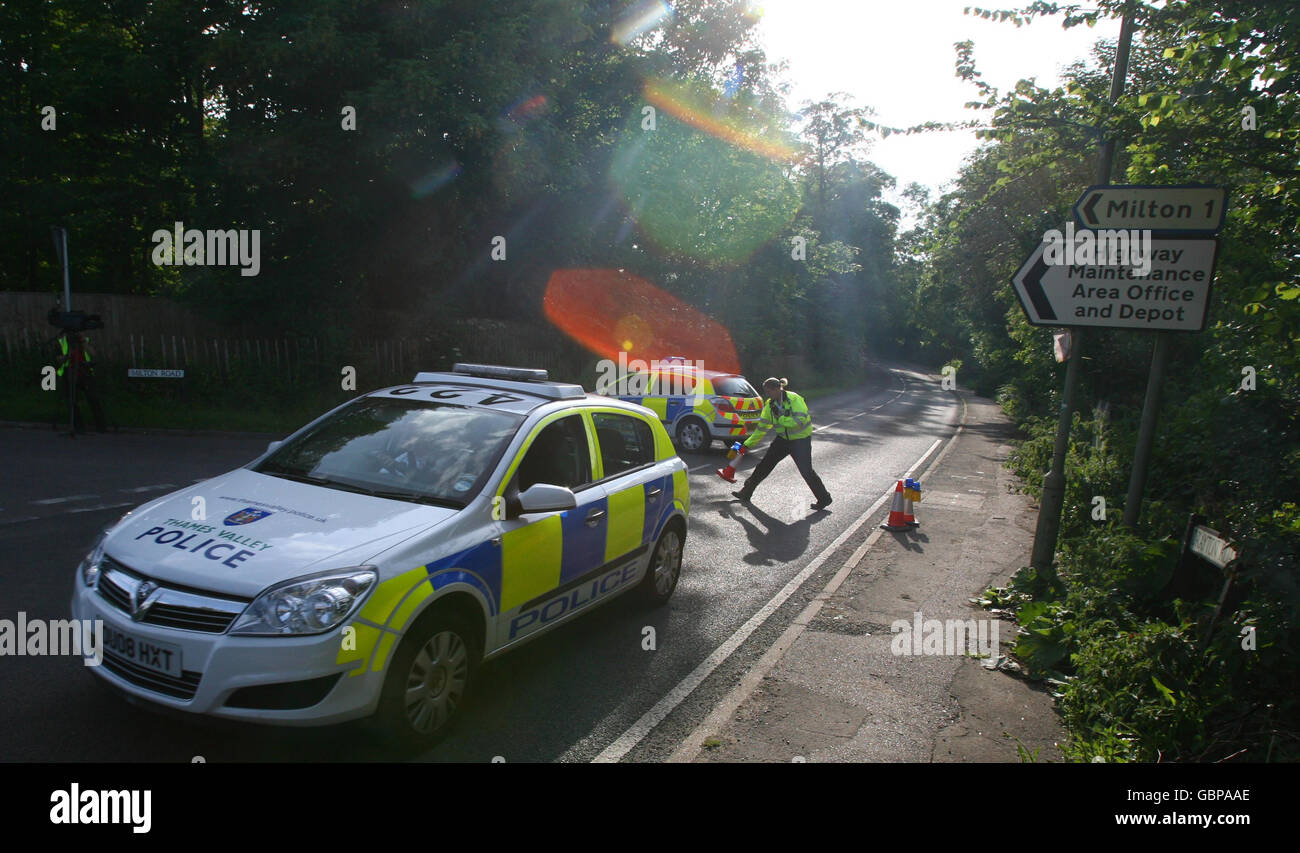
[79,511,133,588]
[230,569,377,636]
[78,529,109,588]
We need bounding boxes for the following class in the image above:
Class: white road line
[591,433,947,763]
[667,393,968,762]
[816,375,909,432]
[118,484,176,494]
[64,502,135,514]
[31,494,98,505]
[668,519,889,762]
[686,373,912,473]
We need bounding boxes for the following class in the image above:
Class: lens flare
[544,269,740,373]
[410,161,462,199]
[643,79,796,162]
[503,94,548,128]
[611,0,672,45]
[611,83,801,264]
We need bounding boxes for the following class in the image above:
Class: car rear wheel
[640,522,684,605]
[675,417,710,452]
[375,604,480,749]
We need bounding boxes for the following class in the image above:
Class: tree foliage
[917,1,1299,761]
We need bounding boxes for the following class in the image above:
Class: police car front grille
[101,647,202,700]
[97,557,249,634]
[98,571,133,612]
[143,605,239,633]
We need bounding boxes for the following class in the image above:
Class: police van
[72,364,690,746]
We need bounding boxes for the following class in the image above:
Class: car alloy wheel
[404,630,468,735]
[375,605,480,748]
[641,524,684,604]
[675,418,708,452]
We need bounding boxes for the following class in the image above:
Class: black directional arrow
[1081,192,1101,227]
[1013,246,1057,322]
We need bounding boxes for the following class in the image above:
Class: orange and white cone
[903,477,921,528]
[716,442,747,483]
[881,480,910,531]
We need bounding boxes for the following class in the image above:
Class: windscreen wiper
[362,488,464,509]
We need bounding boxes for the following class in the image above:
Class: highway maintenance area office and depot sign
[1012,236,1219,330]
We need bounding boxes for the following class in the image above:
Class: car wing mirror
[516,483,578,515]
[266,440,283,454]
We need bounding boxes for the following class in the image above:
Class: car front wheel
[375,604,480,749]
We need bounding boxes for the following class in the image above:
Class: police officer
[732,377,832,510]
[56,329,107,433]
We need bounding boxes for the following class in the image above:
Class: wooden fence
[1,328,593,390]
[0,291,603,385]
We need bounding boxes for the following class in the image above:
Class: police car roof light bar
[452,363,548,382]
[411,367,587,401]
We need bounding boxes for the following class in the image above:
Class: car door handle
[647,487,662,500]
[585,509,606,526]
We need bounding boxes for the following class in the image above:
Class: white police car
[72,364,690,746]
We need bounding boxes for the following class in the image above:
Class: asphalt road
[0,365,960,762]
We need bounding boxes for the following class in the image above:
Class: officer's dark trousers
[71,372,107,433]
[740,435,830,503]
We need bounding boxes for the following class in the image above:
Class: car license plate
[103,625,182,678]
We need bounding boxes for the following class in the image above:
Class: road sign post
[1027,0,1136,582]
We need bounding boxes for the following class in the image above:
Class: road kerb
[667,392,968,763]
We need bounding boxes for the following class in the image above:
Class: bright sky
[753,0,1123,207]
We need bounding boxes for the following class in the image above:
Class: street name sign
[127,368,185,379]
[1073,184,1227,233]
[1190,525,1238,569]
[1011,236,1219,330]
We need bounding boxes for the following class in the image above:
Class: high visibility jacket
[743,390,813,447]
[56,334,90,376]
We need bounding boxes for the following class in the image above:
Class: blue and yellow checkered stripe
[336,471,681,675]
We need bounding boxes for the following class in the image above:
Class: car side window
[593,412,654,478]
[515,415,591,491]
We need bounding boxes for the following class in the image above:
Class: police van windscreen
[255,397,523,507]
[713,377,758,398]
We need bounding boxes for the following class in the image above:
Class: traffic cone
[881,480,910,531]
[716,441,747,483]
[903,477,921,528]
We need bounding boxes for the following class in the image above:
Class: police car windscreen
[713,377,758,398]
[255,398,522,507]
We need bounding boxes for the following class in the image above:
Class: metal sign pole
[1029,0,1135,579]
[62,228,71,311]
[1123,332,1171,525]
